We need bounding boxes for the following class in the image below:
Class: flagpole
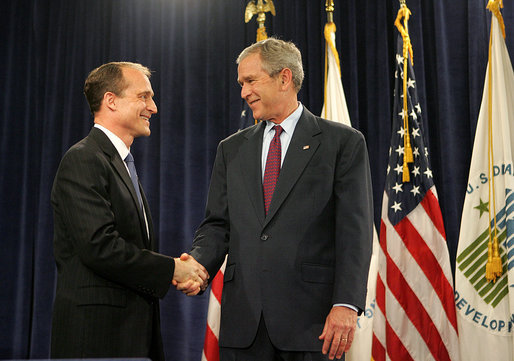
[325,0,334,23]
[324,1,332,108]
[323,0,345,121]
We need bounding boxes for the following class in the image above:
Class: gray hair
[237,37,304,93]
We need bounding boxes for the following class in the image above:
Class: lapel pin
[303,145,310,150]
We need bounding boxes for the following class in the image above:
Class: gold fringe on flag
[394,2,414,182]
[487,0,506,39]
[485,0,505,282]
[323,21,342,108]
[324,1,338,108]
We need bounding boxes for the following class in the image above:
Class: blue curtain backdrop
[1,0,512,359]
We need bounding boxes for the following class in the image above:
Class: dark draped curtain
[1,0,511,359]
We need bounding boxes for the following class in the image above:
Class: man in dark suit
[185,38,373,360]
[50,62,208,361]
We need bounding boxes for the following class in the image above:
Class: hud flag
[455,2,514,359]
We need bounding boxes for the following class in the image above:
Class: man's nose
[148,98,158,114]
[240,83,251,99]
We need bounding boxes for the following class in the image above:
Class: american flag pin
[303,145,310,150]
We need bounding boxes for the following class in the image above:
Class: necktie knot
[273,125,283,138]
[125,153,134,163]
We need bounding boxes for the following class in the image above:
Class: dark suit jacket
[50,127,173,361]
[191,107,373,352]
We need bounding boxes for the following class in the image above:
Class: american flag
[371,33,460,361]
[201,259,225,361]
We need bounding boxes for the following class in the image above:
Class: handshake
[172,253,209,296]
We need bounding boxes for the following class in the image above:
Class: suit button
[261,234,269,241]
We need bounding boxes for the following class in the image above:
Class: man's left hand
[319,306,357,360]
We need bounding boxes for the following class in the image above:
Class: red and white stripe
[372,188,460,361]
[201,259,226,361]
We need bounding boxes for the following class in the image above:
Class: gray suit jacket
[191,107,373,351]
[50,127,173,360]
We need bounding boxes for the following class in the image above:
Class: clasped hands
[172,253,209,296]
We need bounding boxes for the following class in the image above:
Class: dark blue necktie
[124,153,143,210]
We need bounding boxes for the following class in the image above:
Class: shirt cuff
[333,303,358,312]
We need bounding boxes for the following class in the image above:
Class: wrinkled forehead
[237,54,267,82]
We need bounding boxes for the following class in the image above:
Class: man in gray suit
[184,38,373,360]
[50,62,208,361]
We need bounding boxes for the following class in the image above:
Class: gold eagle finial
[245,0,276,41]
[245,0,276,24]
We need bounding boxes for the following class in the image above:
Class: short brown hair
[83,62,151,114]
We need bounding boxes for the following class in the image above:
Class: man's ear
[279,68,293,91]
[103,92,117,111]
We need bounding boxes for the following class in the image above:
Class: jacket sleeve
[332,129,374,313]
[190,141,230,279]
[51,145,174,298]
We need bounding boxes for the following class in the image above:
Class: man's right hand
[172,253,209,296]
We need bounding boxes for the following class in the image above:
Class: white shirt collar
[264,102,303,136]
[94,124,130,161]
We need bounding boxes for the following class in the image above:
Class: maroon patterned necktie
[263,125,283,215]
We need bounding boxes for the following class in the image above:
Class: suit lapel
[240,122,266,226]
[89,128,151,246]
[264,109,321,226]
[111,156,150,244]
